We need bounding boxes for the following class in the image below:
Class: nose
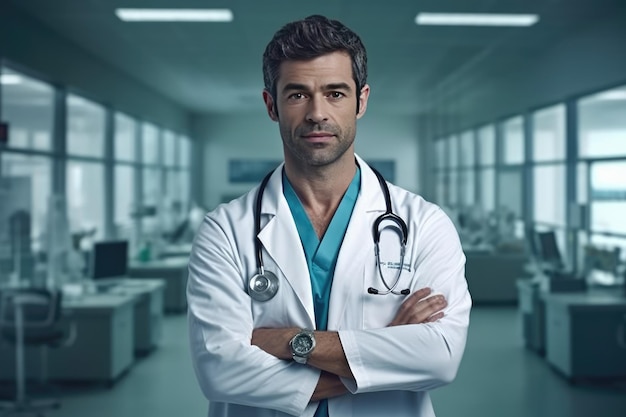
[306,95,329,124]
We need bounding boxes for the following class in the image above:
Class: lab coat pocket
[361,258,411,329]
[250,277,290,328]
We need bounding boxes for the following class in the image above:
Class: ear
[262,90,279,121]
[356,84,370,120]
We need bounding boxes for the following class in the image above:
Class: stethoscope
[248,165,410,302]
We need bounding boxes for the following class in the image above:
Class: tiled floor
[2,307,625,417]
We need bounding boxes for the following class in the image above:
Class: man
[188,15,471,417]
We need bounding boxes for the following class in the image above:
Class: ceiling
[7,0,626,116]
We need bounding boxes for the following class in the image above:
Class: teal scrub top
[283,168,361,417]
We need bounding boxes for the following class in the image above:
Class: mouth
[301,132,335,142]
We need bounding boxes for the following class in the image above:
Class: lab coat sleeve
[338,206,471,394]
[187,213,320,416]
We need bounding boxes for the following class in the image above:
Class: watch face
[293,334,314,355]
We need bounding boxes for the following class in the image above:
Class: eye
[288,93,306,100]
[328,92,345,99]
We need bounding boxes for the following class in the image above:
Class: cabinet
[544,291,626,379]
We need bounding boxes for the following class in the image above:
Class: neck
[284,156,357,238]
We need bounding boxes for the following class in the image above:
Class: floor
[2,306,626,417]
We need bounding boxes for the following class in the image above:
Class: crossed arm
[251,287,447,402]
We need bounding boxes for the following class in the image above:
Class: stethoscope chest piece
[248,270,279,301]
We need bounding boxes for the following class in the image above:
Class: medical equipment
[248,165,409,302]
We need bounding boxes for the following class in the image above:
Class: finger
[405,296,447,324]
[407,287,432,303]
[394,288,432,320]
[426,312,444,323]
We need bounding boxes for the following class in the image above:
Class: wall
[0,2,190,134]
[192,110,420,210]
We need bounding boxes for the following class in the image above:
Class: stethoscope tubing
[249,163,410,301]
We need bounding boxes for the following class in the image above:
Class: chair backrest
[0,288,62,332]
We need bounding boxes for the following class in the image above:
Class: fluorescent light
[591,89,626,101]
[0,74,22,85]
[416,13,539,27]
[116,8,233,22]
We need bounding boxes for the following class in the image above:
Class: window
[178,136,191,168]
[114,165,136,239]
[114,112,137,162]
[447,135,458,169]
[577,86,626,282]
[66,94,106,158]
[142,123,160,165]
[480,168,495,213]
[459,131,475,168]
[578,85,626,158]
[460,169,475,207]
[477,125,495,166]
[590,161,626,235]
[0,153,52,252]
[502,116,524,164]
[533,165,566,226]
[113,112,138,239]
[533,105,566,162]
[65,94,106,239]
[66,161,105,240]
[532,105,566,227]
[434,139,446,169]
[0,67,55,151]
[458,131,475,206]
[163,130,176,168]
[477,125,496,213]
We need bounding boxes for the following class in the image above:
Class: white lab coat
[187,155,471,417]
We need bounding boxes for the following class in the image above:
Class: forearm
[251,328,354,378]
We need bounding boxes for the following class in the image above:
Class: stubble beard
[281,122,356,168]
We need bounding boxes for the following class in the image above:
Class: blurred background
[1,1,626,416]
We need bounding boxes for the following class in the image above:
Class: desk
[544,289,626,380]
[0,279,165,384]
[95,279,165,354]
[0,292,135,384]
[160,243,192,259]
[128,257,188,313]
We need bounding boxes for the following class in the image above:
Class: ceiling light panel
[116,8,233,22]
[416,13,539,27]
[0,74,22,85]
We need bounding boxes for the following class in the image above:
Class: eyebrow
[281,82,353,94]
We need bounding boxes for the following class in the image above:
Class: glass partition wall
[0,64,194,286]
[430,84,626,284]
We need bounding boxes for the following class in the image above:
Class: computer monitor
[536,230,563,269]
[525,228,540,260]
[91,240,129,279]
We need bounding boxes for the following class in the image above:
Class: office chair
[0,288,76,416]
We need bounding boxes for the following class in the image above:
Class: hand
[311,371,349,402]
[388,287,447,327]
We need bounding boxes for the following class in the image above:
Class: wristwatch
[289,329,316,364]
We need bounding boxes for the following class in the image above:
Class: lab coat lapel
[327,158,386,330]
[257,168,316,327]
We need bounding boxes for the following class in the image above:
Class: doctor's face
[263,51,370,169]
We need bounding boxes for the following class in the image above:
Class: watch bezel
[289,329,316,364]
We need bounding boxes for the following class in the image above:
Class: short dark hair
[262,15,368,109]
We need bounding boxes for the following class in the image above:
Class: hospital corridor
[1,1,626,416]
